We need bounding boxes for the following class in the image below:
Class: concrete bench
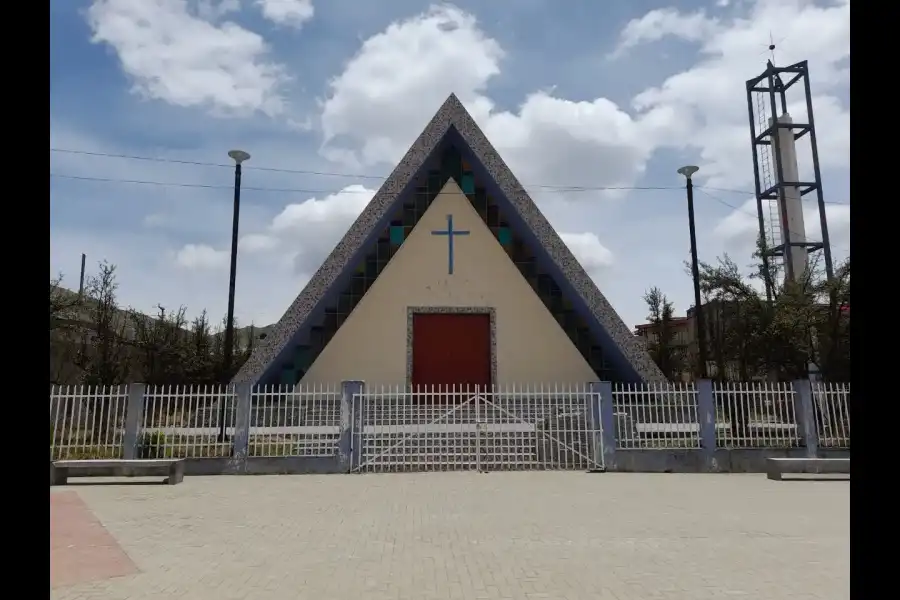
[766,457,850,481]
[50,459,186,486]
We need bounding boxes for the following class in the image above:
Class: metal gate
[350,385,604,473]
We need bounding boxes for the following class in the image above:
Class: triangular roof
[233,94,665,384]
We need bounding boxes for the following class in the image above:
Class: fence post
[341,380,365,472]
[584,382,603,470]
[591,381,616,471]
[792,379,819,458]
[122,383,146,460]
[696,379,717,470]
[231,383,252,471]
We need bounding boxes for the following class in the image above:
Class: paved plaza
[50,472,849,600]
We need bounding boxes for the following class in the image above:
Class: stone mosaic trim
[405,306,498,389]
[232,94,665,384]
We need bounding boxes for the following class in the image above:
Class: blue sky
[49,0,850,330]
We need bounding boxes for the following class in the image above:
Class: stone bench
[766,457,850,481]
[50,459,186,486]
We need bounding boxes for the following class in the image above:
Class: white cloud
[610,8,719,58]
[175,244,229,270]
[187,184,376,277]
[628,0,851,188]
[321,5,503,167]
[713,197,850,264]
[195,0,240,20]
[559,232,615,277]
[319,1,849,202]
[266,184,374,273]
[87,0,288,116]
[319,5,662,201]
[255,0,314,28]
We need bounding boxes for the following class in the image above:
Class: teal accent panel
[498,227,512,245]
[280,364,298,385]
[389,225,405,245]
[461,173,475,194]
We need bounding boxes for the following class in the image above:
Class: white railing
[140,385,236,458]
[612,383,701,449]
[47,381,849,462]
[352,383,601,473]
[50,385,128,460]
[249,384,342,457]
[813,382,850,448]
[713,382,800,448]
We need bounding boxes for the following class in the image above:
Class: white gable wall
[300,179,597,386]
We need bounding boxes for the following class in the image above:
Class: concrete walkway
[51,472,849,600]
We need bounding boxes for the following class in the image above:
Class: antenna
[768,32,777,65]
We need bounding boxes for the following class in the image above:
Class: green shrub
[138,431,167,458]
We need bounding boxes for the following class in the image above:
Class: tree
[50,274,85,384]
[687,246,851,383]
[129,304,189,385]
[807,258,850,382]
[183,310,216,385]
[49,274,81,333]
[74,261,131,386]
[642,287,684,380]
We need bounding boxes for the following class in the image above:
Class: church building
[233,94,665,388]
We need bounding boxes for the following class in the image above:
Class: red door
[412,313,491,398]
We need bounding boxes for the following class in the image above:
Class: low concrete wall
[183,456,346,476]
[610,448,851,473]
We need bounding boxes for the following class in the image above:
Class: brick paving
[50,491,138,589]
[50,473,849,600]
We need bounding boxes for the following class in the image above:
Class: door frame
[406,306,497,390]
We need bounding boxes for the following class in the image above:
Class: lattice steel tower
[746,60,834,299]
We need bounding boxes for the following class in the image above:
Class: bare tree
[74,261,131,385]
[49,274,81,333]
[130,304,189,385]
[50,274,86,384]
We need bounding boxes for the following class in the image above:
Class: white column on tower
[770,113,807,283]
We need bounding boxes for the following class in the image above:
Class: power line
[50,148,387,180]
[49,148,673,192]
[698,184,848,206]
[50,147,850,204]
[48,172,680,194]
[695,187,848,255]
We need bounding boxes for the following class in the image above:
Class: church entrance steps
[350,386,604,473]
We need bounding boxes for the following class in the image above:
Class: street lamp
[220,149,250,442]
[677,165,708,380]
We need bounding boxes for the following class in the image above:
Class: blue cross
[431,214,470,275]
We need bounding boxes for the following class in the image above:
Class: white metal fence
[140,385,237,458]
[47,381,850,463]
[50,385,128,460]
[612,383,700,449]
[714,382,800,448]
[351,384,602,473]
[249,384,341,457]
[813,382,851,448]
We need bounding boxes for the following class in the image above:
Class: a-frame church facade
[233,94,665,388]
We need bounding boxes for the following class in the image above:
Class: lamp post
[677,165,708,380]
[220,149,250,442]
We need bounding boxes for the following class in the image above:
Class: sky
[49,0,851,331]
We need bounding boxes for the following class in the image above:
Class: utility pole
[677,165,708,379]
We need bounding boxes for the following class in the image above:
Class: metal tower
[745,60,834,298]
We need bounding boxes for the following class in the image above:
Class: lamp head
[677,165,699,180]
[228,150,251,164]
